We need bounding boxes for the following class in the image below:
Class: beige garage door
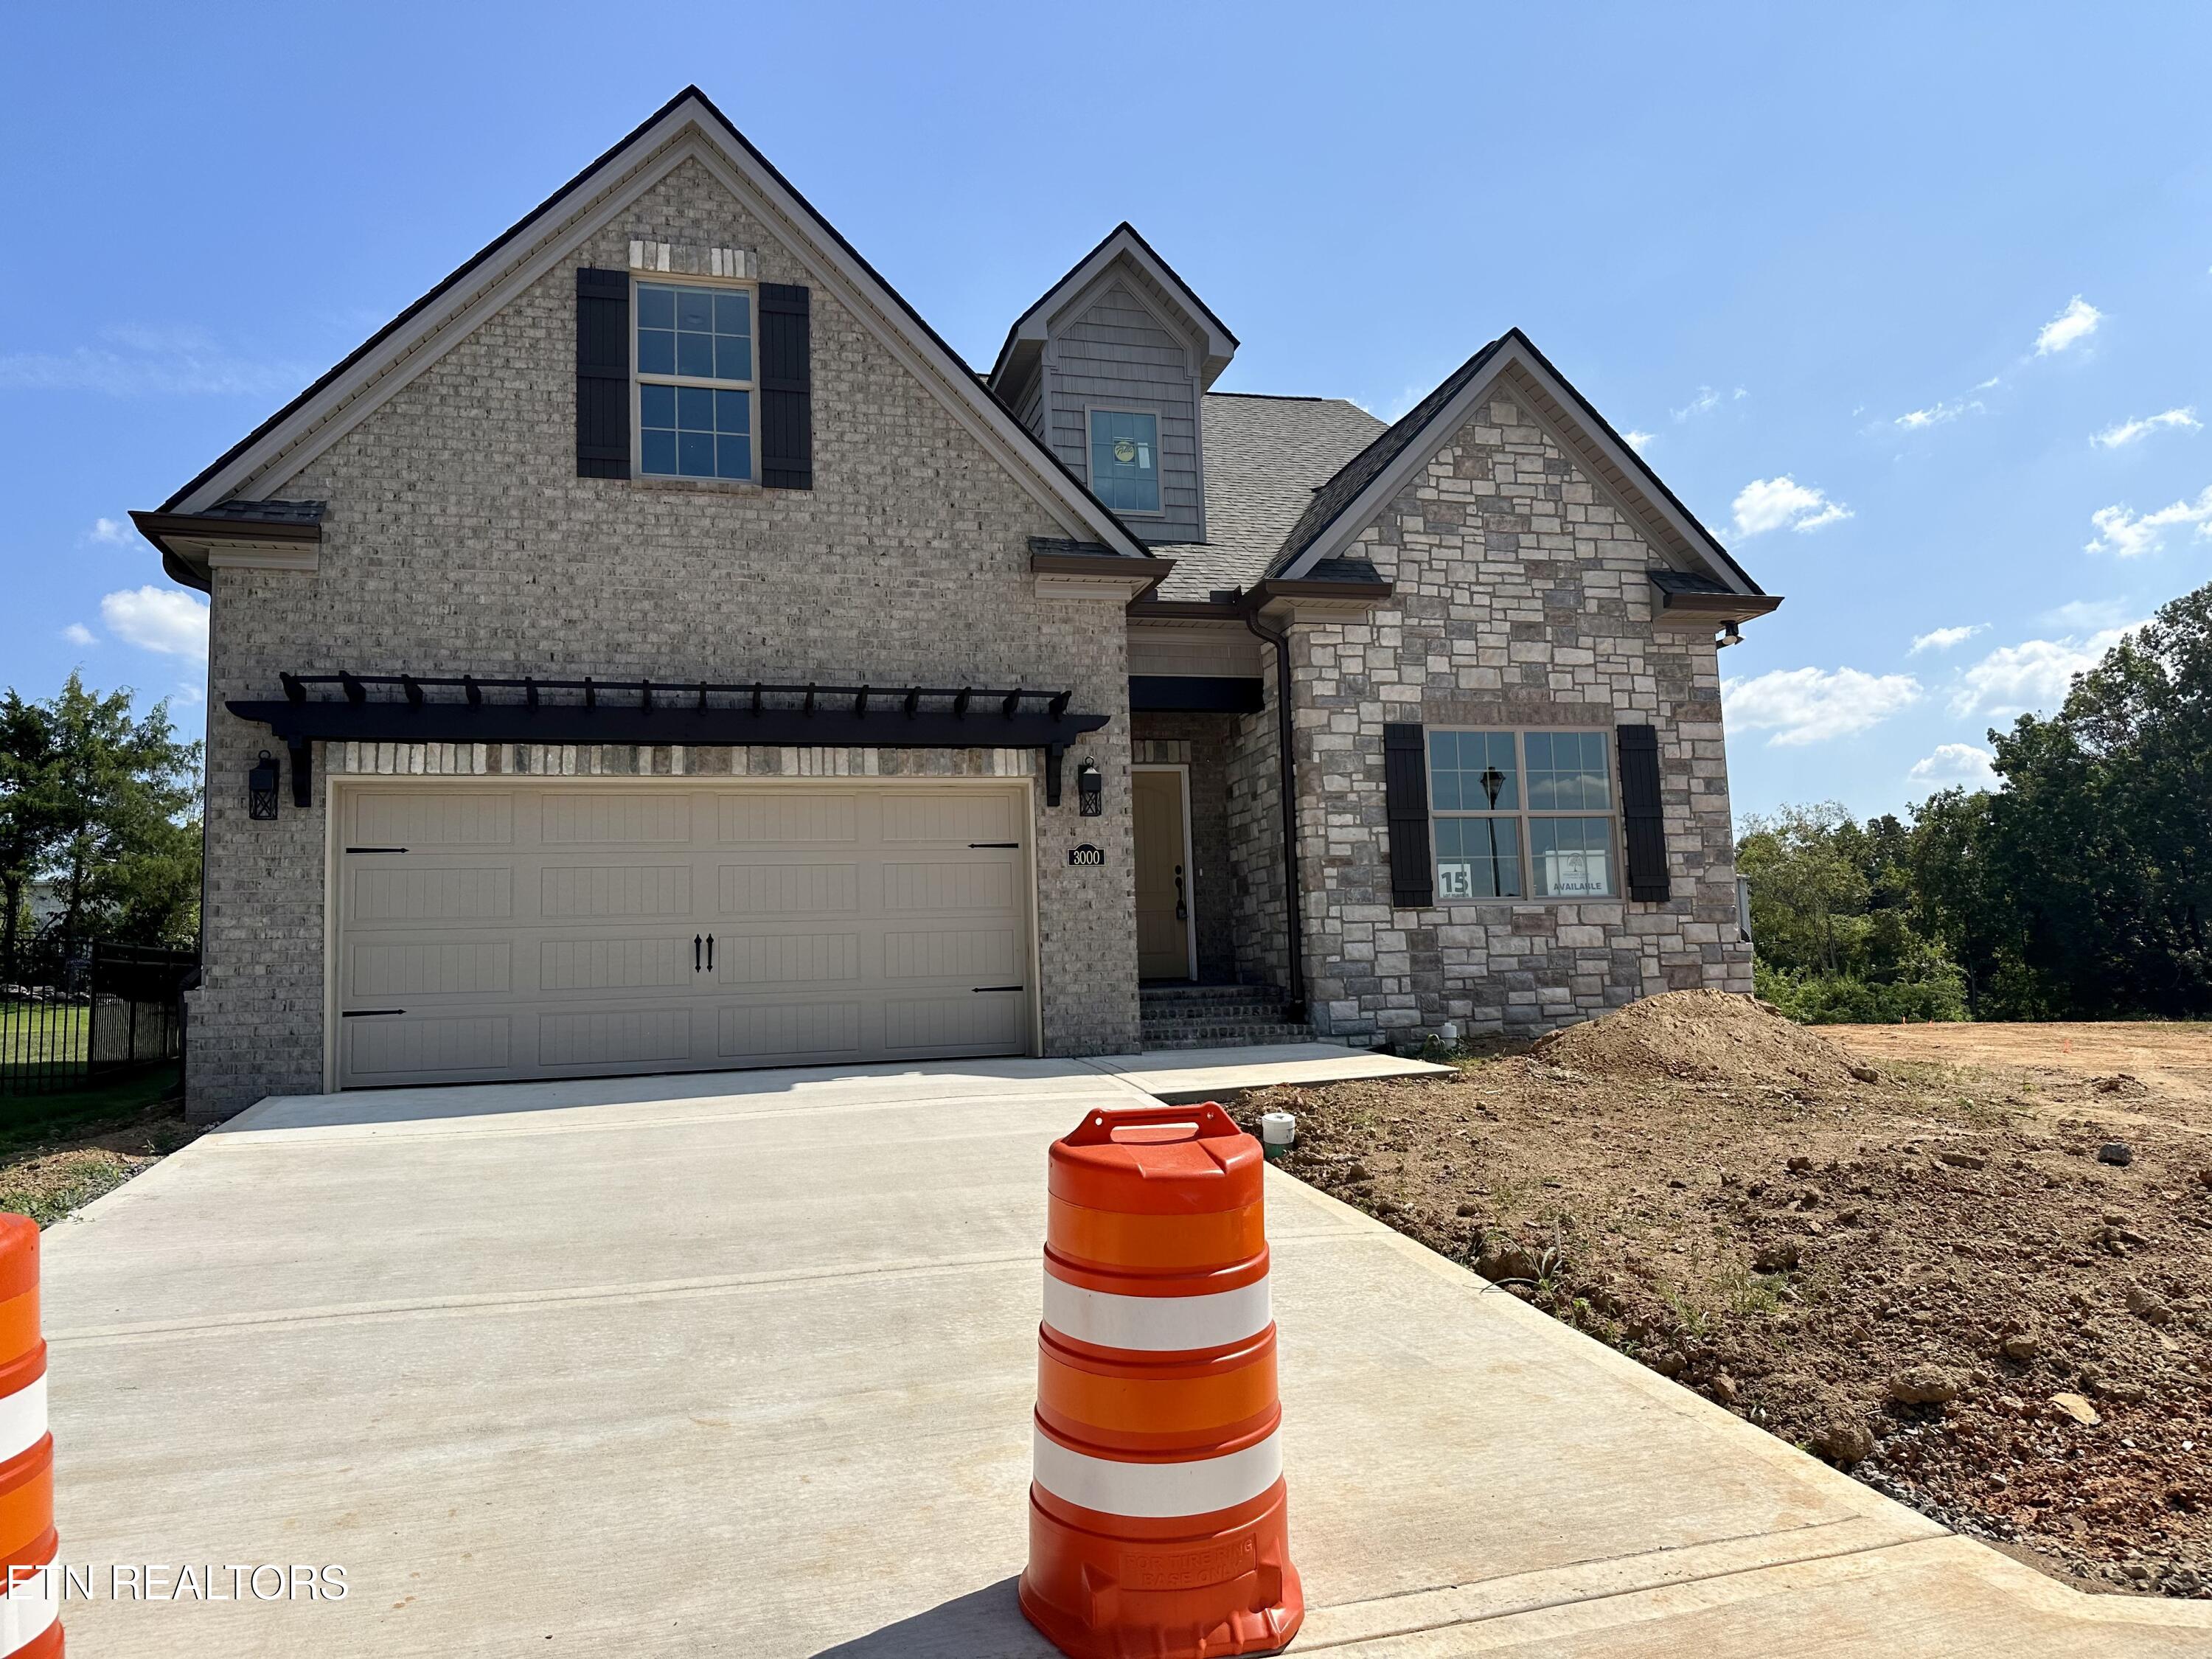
[333,782,1032,1088]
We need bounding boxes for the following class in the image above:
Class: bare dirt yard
[0,1071,200,1227]
[1226,995,2212,1600]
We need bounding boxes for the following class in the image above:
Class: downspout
[1242,607,1305,1022]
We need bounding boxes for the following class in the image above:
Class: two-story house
[133,87,1778,1121]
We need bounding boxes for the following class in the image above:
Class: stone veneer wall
[1294,392,1752,1042]
[192,153,1138,1119]
[1224,689,1289,998]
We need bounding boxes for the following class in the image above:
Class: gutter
[1133,573,1393,1027]
[1240,603,1305,1023]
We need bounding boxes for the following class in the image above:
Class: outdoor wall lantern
[248,750,282,820]
[1077,759,1104,816]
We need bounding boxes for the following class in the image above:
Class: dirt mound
[1531,989,1865,1090]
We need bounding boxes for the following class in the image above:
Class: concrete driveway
[41,1054,2212,1655]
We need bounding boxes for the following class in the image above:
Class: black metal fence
[1,942,195,1097]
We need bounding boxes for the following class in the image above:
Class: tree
[0,692,58,983]
[1736,804,1871,978]
[1736,803,1964,1023]
[0,675,203,980]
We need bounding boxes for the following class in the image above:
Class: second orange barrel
[1019,1102,1301,1659]
[0,1215,59,1658]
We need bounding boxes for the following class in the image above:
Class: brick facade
[192,156,1139,1119]
[1292,393,1753,1042]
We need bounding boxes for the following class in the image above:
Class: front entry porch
[1128,713,1305,1046]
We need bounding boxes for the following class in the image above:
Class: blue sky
[7,2,2210,824]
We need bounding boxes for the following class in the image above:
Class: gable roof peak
[1268,328,1764,599]
[988,222,1237,397]
[143,84,1153,560]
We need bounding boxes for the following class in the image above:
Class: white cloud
[1894,396,1983,431]
[2084,486,2212,557]
[1731,476,1853,536]
[2034,296,2101,356]
[98,587,209,660]
[1672,386,1719,422]
[1909,623,1985,655]
[2091,407,2200,449]
[1623,429,1655,454]
[1908,743,1997,788]
[61,623,96,647]
[0,326,309,397]
[1947,625,2139,718]
[1722,667,1922,746]
[86,516,131,546]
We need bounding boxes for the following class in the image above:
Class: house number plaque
[1067,844,1105,867]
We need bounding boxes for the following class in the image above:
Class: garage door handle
[972,985,1023,993]
[694,934,702,973]
[706,933,714,972]
[969,842,1018,849]
[341,1009,406,1018]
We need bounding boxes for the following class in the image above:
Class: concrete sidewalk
[38,1054,2212,1655]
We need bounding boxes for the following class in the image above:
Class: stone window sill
[1415,897,1627,911]
[628,474,765,497]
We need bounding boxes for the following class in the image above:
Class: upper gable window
[636,281,754,480]
[1087,408,1161,514]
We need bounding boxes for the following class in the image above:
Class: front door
[1132,768,1192,981]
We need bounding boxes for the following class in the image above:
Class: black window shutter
[575,268,630,479]
[1382,723,1433,908]
[759,282,813,490]
[1618,724,1670,902]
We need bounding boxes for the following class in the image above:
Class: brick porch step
[1138,983,1310,1051]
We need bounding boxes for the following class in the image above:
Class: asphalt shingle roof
[1153,393,1386,599]
[1264,338,1504,581]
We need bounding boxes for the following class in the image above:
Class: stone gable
[1293,392,1751,1041]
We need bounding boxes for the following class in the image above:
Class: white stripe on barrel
[1041,1270,1270,1354]
[0,1559,58,1654]
[0,1379,44,1469]
[1033,1427,1281,1520]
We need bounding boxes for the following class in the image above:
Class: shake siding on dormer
[1039,276,1205,544]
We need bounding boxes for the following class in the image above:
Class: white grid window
[636,281,754,480]
[1428,729,1617,900]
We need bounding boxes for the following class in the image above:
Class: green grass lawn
[0,999,89,1068]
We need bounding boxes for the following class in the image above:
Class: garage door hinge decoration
[231,673,1112,806]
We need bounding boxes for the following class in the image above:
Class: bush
[1754,961,1967,1025]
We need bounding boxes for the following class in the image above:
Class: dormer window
[1087,408,1161,514]
[636,281,754,480]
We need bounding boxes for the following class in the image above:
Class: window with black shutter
[1382,723,1433,908]
[759,282,813,490]
[574,268,630,479]
[1616,723,1670,902]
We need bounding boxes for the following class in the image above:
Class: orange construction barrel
[0,1216,59,1657]
[1020,1102,1301,1658]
